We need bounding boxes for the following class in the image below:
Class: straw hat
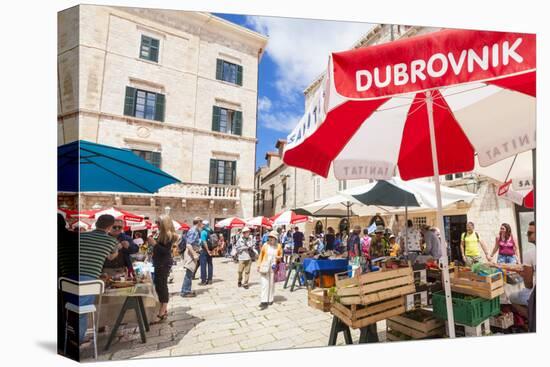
[242,226,251,232]
[267,231,279,239]
[375,225,385,233]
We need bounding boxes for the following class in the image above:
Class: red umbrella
[282,29,535,338]
[271,210,308,226]
[523,189,534,209]
[93,207,143,223]
[58,208,98,220]
[214,217,246,229]
[246,216,273,228]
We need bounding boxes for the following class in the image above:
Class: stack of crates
[432,291,500,336]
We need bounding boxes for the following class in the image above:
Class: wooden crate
[386,309,445,340]
[490,312,514,329]
[308,288,331,312]
[334,267,415,305]
[450,268,504,299]
[330,297,406,329]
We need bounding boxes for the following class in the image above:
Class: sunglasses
[112,226,123,230]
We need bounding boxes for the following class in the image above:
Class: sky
[214,13,374,169]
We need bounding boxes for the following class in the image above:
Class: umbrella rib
[504,154,518,183]
[80,146,179,181]
[85,161,158,193]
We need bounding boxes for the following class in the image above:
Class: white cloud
[257,96,272,112]
[247,15,374,96]
[261,110,302,133]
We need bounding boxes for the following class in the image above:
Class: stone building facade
[58,5,267,224]
[254,24,533,259]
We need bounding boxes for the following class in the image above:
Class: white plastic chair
[58,277,104,359]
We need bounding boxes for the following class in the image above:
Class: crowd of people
[59,212,537,349]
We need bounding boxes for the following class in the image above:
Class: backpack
[207,232,219,250]
[361,236,371,259]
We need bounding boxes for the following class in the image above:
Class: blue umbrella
[58,140,181,193]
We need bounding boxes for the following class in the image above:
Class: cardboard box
[413,269,427,285]
[446,319,491,337]
[490,312,514,329]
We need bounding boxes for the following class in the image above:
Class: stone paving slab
[81,257,387,362]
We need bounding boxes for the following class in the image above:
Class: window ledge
[215,79,242,88]
[135,57,161,66]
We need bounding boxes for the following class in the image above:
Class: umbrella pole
[404,205,409,256]
[426,91,455,338]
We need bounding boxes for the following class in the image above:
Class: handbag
[274,262,287,282]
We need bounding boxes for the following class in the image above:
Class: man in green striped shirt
[72,214,119,343]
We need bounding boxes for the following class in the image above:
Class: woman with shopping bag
[257,231,283,310]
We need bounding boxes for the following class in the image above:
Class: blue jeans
[200,251,213,282]
[64,275,96,343]
[181,269,194,294]
[498,254,518,264]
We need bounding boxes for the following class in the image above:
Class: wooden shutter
[154,93,165,122]
[212,106,221,132]
[209,159,217,184]
[232,111,242,136]
[216,59,223,80]
[151,151,161,168]
[236,65,243,86]
[231,161,237,185]
[124,86,136,116]
[150,38,159,62]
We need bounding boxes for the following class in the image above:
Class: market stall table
[303,258,349,288]
[102,280,157,350]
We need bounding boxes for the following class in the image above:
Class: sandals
[156,312,168,321]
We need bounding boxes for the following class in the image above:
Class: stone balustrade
[159,182,240,200]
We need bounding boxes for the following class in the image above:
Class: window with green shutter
[215,58,243,86]
[209,159,236,185]
[123,87,165,122]
[140,35,160,62]
[212,106,242,136]
[131,149,161,169]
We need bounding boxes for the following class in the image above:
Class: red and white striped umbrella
[58,208,98,220]
[70,220,92,231]
[284,30,535,181]
[215,217,246,229]
[145,219,190,231]
[93,207,144,223]
[270,210,308,226]
[245,216,273,228]
[282,29,535,338]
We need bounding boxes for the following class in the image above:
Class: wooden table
[327,314,379,345]
[102,282,156,350]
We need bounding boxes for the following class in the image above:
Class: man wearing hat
[235,227,255,289]
[370,225,390,258]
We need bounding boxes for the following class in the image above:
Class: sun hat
[375,225,385,233]
[242,226,251,232]
[202,220,209,226]
[268,230,279,239]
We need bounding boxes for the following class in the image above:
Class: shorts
[497,254,518,264]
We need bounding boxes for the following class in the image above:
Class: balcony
[158,182,240,200]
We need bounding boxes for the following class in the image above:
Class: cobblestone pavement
[82,257,387,361]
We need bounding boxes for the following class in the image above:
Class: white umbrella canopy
[296,193,385,217]
[474,150,532,185]
[340,177,476,209]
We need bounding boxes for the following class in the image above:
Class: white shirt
[399,227,421,252]
[134,238,144,246]
[523,248,536,285]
